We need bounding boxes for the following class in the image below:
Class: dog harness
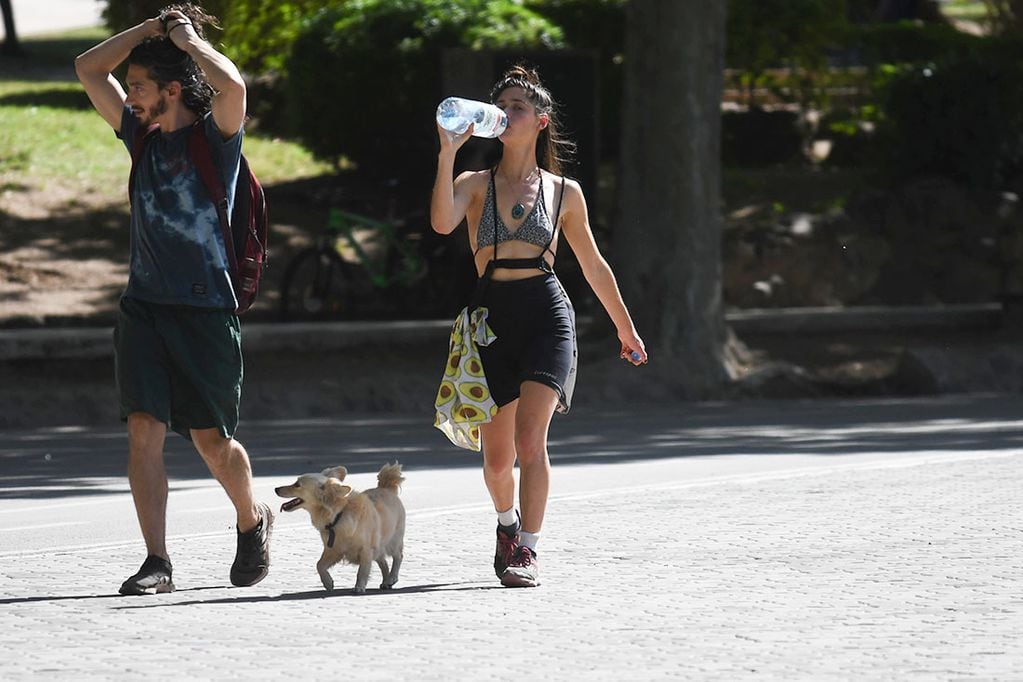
[325,510,343,548]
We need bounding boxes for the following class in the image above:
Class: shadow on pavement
[0,585,226,606]
[3,394,1023,501]
[109,582,495,609]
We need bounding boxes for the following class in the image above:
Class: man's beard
[137,96,168,125]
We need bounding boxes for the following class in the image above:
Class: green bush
[726,0,849,108]
[845,21,984,65]
[816,106,882,168]
[877,53,1023,189]
[524,0,625,155]
[284,0,563,179]
[722,109,805,167]
[103,0,321,74]
[221,0,339,73]
[102,0,229,36]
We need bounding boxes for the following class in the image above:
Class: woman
[431,65,646,588]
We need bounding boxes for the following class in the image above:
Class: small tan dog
[275,462,405,593]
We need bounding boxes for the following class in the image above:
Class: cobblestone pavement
[1,397,1022,680]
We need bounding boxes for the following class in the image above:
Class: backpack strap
[128,123,160,203]
[187,120,239,276]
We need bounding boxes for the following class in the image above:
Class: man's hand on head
[142,16,165,39]
[158,10,197,45]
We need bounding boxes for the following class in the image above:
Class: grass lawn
[0,29,333,211]
[940,1,990,21]
[0,29,338,326]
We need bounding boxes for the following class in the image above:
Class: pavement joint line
[0,521,90,533]
[543,449,1022,503]
[2,448,1017,560]
[0,503,494,559]
[406,502,496,518]
[0,497,131,515]
[0,528,293,560]
[677,419,1023,439]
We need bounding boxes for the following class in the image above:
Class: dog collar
[325,511,343,548]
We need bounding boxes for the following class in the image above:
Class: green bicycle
[278,205,469,321]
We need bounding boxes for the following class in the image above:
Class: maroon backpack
[130,121,268,314]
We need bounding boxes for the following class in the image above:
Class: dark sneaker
[494,516,520,578]
[119,555,174,595]
[230,502,273,587]
[501,545,540,588]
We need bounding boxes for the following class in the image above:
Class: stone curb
[726,302,1002,334]
[0,304,1003,361]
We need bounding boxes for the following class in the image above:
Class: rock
[895,343,1023,394]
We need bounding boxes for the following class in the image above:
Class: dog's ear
[320,479,352,506]
[322,466,348,482]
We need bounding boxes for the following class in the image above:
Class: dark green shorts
[114,297,243,439]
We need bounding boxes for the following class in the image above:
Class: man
[75,4,272,595]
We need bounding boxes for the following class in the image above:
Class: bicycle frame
[326,208,425,289]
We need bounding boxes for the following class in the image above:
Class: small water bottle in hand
[621,345,643,364]
[436,97,508,138]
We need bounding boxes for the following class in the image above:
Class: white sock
[519,531,540,552]
[497,507,518,528]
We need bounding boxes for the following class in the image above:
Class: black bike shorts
[477,273,577,412]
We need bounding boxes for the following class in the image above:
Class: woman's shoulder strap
[539,175,568,263]
[552,175,567,229]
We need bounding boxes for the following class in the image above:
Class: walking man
[75,4,272,595]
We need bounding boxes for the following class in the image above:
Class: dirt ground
[0,183,129,326]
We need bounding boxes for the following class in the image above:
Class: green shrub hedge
[102,0,230,36]
[100,0,1023,188]
[283,0,563,179]
[877,53,1023,190]
[221,0,334,74]
[524,0,625,156]
[846,21,991,64]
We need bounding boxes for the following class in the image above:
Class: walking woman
[431,65,647,587]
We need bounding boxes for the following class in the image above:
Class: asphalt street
[2,394,1022,680]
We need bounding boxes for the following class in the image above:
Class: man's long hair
[127,3,219,116]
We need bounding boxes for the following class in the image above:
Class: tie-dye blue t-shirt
[117,106,243,309]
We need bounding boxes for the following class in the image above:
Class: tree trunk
[616,1,733,397]
[982,0,1023,33]
[0,0,20,56]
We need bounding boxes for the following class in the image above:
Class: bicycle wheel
[279,247,361,321]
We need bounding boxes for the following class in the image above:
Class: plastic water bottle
[436,97,507,138]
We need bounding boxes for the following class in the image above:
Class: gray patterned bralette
[475,172,555,253]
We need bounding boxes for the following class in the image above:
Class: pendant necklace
[509,168,540,221]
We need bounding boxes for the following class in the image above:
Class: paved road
[4,0,102,38]
[2,395,1022,679]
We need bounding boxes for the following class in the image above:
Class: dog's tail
[377,462,404,491]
